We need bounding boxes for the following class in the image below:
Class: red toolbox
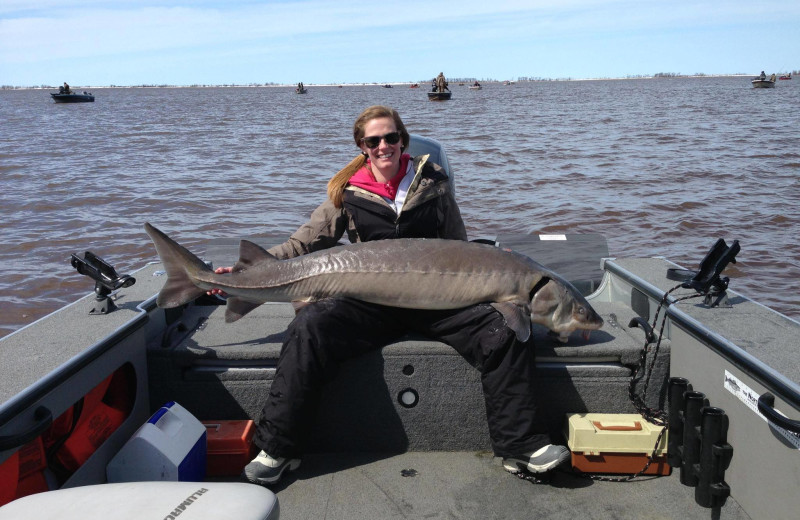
[203,420,258,477]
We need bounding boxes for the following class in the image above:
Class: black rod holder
[684,239,740,295]
[696,407,733,508]
[668,377,690,468]
[681,391,707,487]
[71,251,135,315]
[671,377,735,510]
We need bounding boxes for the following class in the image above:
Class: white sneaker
[243,450,301,485]
[503,444,570,474]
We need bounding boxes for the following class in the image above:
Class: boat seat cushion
[0,481,278,520]
[158,300,649,366]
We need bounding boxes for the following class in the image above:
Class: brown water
[2,77,799,338]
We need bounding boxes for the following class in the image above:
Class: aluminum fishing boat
[427,91,451,101]
[50,92,95,103]
[1,136,798,520]
[751,74,777,88]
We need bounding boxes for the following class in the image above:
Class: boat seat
[0,481,278,520]
[405,134,454,194]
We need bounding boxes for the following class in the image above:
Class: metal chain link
[512,469,552,484]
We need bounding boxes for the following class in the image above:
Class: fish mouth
[549,317,603,343]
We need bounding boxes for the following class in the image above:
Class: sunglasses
[361,131,401,149]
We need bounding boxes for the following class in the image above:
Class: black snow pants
[254,297,550,459]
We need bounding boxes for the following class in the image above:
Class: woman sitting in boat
[209,105,571,486]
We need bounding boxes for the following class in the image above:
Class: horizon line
[2,73,780,90]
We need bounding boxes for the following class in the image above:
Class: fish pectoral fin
[491,302,532,342]
[234,240,279,272]
[291,299,317,315]
[291,300,308,312]
[225,297,262,322]
[548,330,571,343]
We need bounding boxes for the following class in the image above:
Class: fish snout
[551,303,603,344]
[575,303,604,330]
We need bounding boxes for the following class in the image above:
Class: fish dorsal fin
[491,302,532,342]
[225,297,263,322]
[234,240,279,272]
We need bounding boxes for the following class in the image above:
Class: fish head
[530,278,603,343]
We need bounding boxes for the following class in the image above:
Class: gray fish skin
[144,223,603,342]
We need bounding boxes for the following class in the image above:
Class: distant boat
[295,87,308,94]
[383,84,393,88]
[752,74,776,88]
[427,91,452,101]
[779,74,792,80]
[409,84,419,89]
[50,91,94,103]
[469,82,482,90]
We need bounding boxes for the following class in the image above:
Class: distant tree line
[3,71,798,90]
[418,77,484,83]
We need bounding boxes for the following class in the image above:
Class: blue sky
[2,0,799,86]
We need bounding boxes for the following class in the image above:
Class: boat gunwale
[601,258,800,411]
[0,291,157,429]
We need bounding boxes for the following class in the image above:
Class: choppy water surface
[1,77,799,338]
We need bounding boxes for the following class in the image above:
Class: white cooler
[0,481,279,520]
[107,401,207,483]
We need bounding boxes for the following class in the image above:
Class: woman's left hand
[207,266,232,296]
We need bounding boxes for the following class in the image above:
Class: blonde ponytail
[327,153,367,208]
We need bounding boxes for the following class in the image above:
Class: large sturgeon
[145,223,603,342]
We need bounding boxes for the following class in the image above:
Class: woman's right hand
[207,266,232,296]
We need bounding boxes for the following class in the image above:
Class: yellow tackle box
[564,413,671,475]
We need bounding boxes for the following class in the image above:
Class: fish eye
[578,307,586,315]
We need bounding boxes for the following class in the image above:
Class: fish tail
[144,222,211,308]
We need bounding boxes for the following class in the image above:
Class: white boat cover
[0,481,279,520]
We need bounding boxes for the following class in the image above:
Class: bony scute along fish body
[144,223,603,343]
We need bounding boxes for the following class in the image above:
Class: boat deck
[251,451,752,520]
